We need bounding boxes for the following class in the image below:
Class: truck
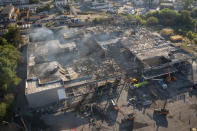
[134,81,148,88]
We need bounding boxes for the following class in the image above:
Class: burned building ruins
[25,26,194,108]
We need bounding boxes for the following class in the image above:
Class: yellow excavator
[130,78,138,84]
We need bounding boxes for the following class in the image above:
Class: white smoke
[30,27,54,42]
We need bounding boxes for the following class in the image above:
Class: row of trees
[0,24,21,121]
[133,8,197,43]
[37,3,50,12]
[143,8,195,27]
[119,8,197,43]
[29,0,40,4]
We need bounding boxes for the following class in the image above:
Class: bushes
[0,37,8,46]
[37,4,50,12]
[126,14,136,21]
[0,103,7,119]
[177,10,193,28]
[145,8,178,26]
[135,16,146,25]
[194,38,197,44]
[146,16,158,26]
[0,94,15,120]
[143,8,195,28]
[65,3,70,12]
[4,94,14,105]
[0,25,21,121]
[141,8,197,41]
[157,8,180,26]
[0,44,21,95]
[93,17,110,24]
[191,8,197,19]
[186,31,197,43]
[29,0,40,4]
[186,31,197,39]
[3,24,22,47]
[93,17,104,24]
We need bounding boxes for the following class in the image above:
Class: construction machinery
[130,78,138,84]
[166,68,171,83]
[166,68,177,83]
[111,99,119,110]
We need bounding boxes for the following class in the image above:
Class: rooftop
[1,4,14,15]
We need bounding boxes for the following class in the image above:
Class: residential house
[55,0,70,6]
[0,4,15,22]
[132,0,160,7]
[0,0,29,5]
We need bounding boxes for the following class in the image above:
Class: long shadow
[42,110,89,131]
[191,88,197,97]
[105,104,118,126]
[23,113,49,131]
[80,79,121,126]
[119,119,134,131]
[153,112,168,128]
[91,81,120,104]
[91,104,108,122]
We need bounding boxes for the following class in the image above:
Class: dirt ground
[40,75,197,131]
[15,26,197,131]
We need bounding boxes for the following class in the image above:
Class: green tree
[4,94,14,105]
[0,103,7,119]
[3,24,22,47]
[0,45,21,95]
[38,4,50,12]
[46,3,50,11]
[29,0,40,4]
[65,3,70,12]
[146,16,158,26]
[145,11,158,18]
[186,31,197,39]
[191,8,197,18]
[135,16,146,25]
[194,38,197,44]
[127,14,136,21]
[0,37,8,45]
[177,10,192,28]
[93,17,105,24]
[158,8,179,26]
